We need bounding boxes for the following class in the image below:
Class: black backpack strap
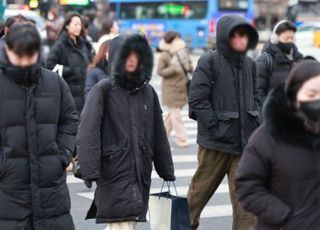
[209,50,220,85]
[264,51,273,77]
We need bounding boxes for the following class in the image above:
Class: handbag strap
[176,53,189,78]
[160,181,179,196]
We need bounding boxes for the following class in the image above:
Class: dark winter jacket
[76,34,175,224]
[236,85,320,230]
[47,31,91,113]
[257,41,303,105]
[0,48,79,229]
[84,60,108,97]
[189,15,260,154]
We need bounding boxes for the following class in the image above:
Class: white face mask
[48,13,55,21]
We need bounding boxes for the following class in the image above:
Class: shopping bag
[149,182,191,230]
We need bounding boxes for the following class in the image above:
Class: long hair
[87,40,110,72]
[59,12,85,37]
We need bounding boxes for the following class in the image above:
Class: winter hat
[270,20,297,44]
[285,60,320,104]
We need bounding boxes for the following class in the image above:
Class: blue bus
[108,0,255,49]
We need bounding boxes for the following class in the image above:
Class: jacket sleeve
[84,69,98,98]
[235,127,292,226]
[188,52,217,129]
[157,53,177,78]
[256,53,270,107]
[76,82,105,180]
[46,43,75,78]
[152,88,175,181]
[251,60,261,112]
[57,76,79,153]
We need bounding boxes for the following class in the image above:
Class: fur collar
[110,34,153,93]
[159,38,186,54]
[264,85,320,148]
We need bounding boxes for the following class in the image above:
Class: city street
[68,53,233,230]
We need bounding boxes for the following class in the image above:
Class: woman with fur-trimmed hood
[76,34,175,230]
[236,60,320,229]
[157,31,193,148]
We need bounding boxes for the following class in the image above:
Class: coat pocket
[101,140,128,181]
[212,111,240,144]
[140,140,153,184]
[53,142,70,171]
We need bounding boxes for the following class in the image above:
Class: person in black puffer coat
[256,20,303,106]
[47,12,91,113]
[0,24,78,230]
[76,34,175,229]
[236,60,320,230]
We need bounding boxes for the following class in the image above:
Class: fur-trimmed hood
[264,85,320,148]
[159,38,186,54]
[110,34,153,92]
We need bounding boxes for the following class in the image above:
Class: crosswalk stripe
[76,184,230,201]
[67,168,198,184]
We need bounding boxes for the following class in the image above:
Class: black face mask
[300,100,320,122]
[278,42,294,54]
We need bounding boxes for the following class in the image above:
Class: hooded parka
[189,15,260,154]
[76,34,175,224]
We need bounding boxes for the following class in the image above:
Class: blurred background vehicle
[295,21,320,61]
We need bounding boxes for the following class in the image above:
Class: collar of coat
[59,31,85,50]
[263,41,303,64]
[264,85,320,148]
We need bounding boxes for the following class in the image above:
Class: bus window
[218,0,248,11]
[119,1,208,20]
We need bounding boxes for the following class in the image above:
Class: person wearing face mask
[47,12,91,114]
[257,20,303,106]
[0,23,78,230]
[236,60,320,229]
[76,34,175,230]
